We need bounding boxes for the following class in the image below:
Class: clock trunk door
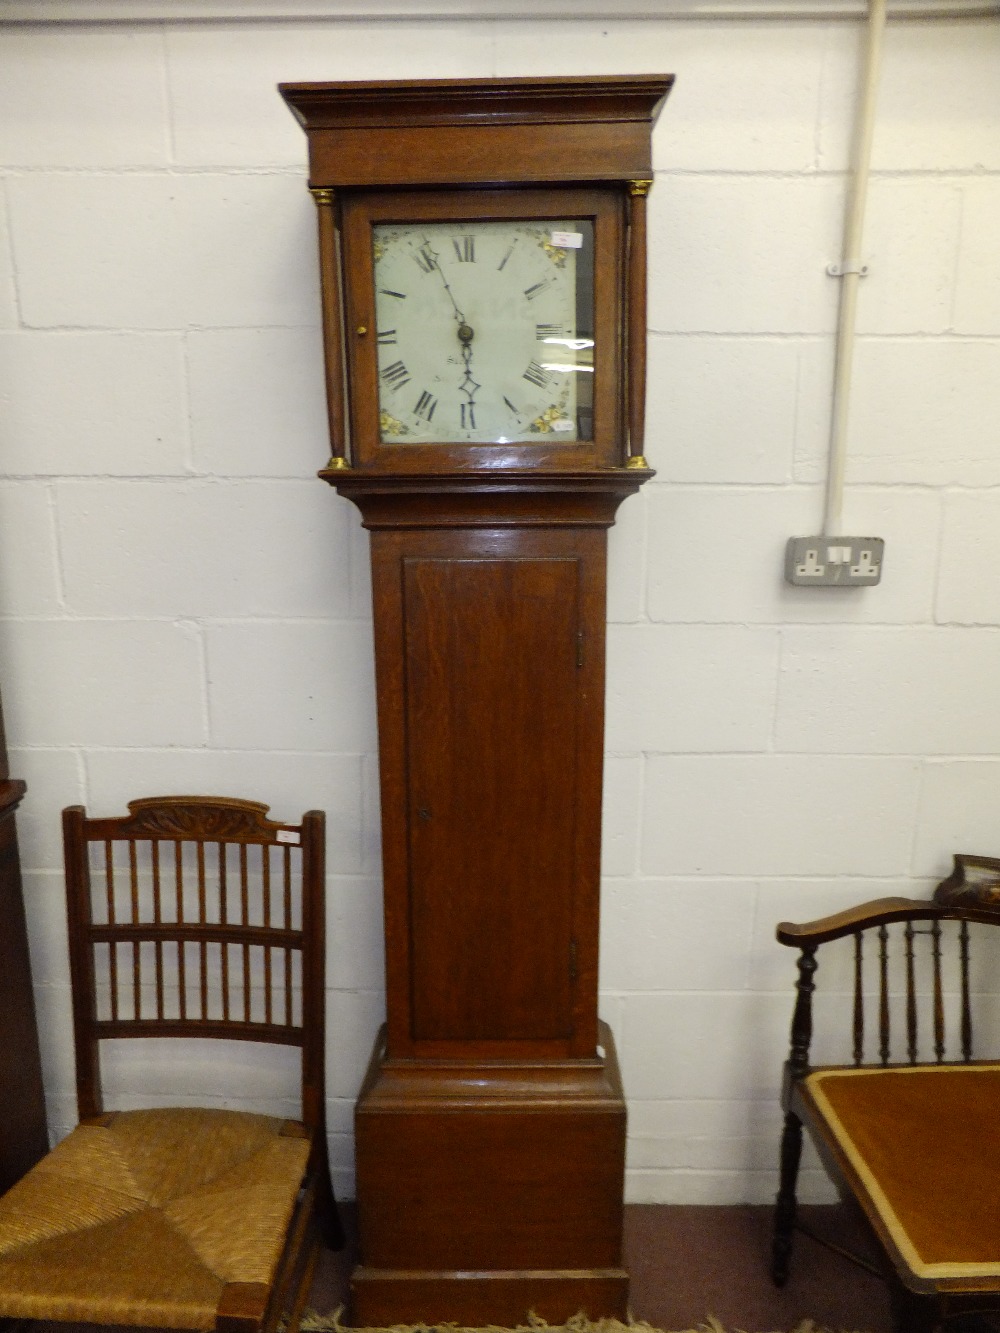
[402,554,581,1047]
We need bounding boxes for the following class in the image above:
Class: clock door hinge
[576,630,585,669]
[569,938,579,982]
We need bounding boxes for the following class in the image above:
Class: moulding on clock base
[351,1021,629,1327]
[350,1269,630,1329]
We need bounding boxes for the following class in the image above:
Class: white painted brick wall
[777,628,1000,753]
[55,480,353,618]
[0,333,189,474]
[606,624,780,752]
[955,179,1000,332]
[9,174,317,330]
[648,176,844,335]
[938,493,1000,624]
[0,29,170,169]
[187,327,329,477]
[641,756,923,878]
[646,338,800,484]
[1,12,998,1206]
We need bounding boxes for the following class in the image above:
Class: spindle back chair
[772,854,1000,1333]
[0,795,340,1333]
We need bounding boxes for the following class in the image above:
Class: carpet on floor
[299,1310,869,1333]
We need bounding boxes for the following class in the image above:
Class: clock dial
[372,219,594,445]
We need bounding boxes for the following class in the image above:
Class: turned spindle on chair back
[63,796,325,1131]
[780,858,1000,1079]
[847,918,973,1067]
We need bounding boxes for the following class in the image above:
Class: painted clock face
[372,219,594,445]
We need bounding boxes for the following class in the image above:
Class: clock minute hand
[422,244,467,325]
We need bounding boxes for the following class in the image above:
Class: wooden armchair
[772,854,1000,1333]
[0,796,341,1333]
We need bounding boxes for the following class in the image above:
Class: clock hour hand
[420,240,480,427]
[455,318,480,428]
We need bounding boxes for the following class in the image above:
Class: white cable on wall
[823,0,887,536]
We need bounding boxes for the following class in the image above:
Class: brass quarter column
[626,178,654,470]
[309,187,350,470]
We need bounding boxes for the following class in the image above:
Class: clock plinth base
[351,1022,628,1327]
[351,1267,629,1328]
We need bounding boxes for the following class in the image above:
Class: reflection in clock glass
[373,219,594,445]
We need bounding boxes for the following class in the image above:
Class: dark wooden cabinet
[0,698,49,1194]
[280,76,671,1326]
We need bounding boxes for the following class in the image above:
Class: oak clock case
[279,74,671,1329]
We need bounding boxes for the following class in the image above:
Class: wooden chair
[772,854,1000,1333]
[0,795,341,1333]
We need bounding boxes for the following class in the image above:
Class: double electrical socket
[785,536,884,587]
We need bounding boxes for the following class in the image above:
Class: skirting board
[4,0,999,22]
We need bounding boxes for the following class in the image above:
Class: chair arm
[776,897,940,947]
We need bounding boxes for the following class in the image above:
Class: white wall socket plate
[785,536,884,587]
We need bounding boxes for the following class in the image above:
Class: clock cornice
[279,73,673,132]
[279,74,672,187]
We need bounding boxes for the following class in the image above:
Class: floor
[313,1203,895,1332]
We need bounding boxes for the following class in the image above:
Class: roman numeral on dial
[415,390,438,421]
[414,245,437,274]
[461,403,476,430]
[536,323,566,340]
[524,279,552,302]
[381,360,411,390]
[377,329,398,345]
[523,361,551,390]
[453,237,475,263]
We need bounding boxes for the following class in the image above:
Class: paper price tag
[276,829,300,845]
[551,418,575,432]
[550,231,583,249]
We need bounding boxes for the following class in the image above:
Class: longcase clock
[279,75,672,1327]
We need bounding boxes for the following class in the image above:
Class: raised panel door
[403,556,580,1043]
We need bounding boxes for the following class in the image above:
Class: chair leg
[771,1110,803,1287]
